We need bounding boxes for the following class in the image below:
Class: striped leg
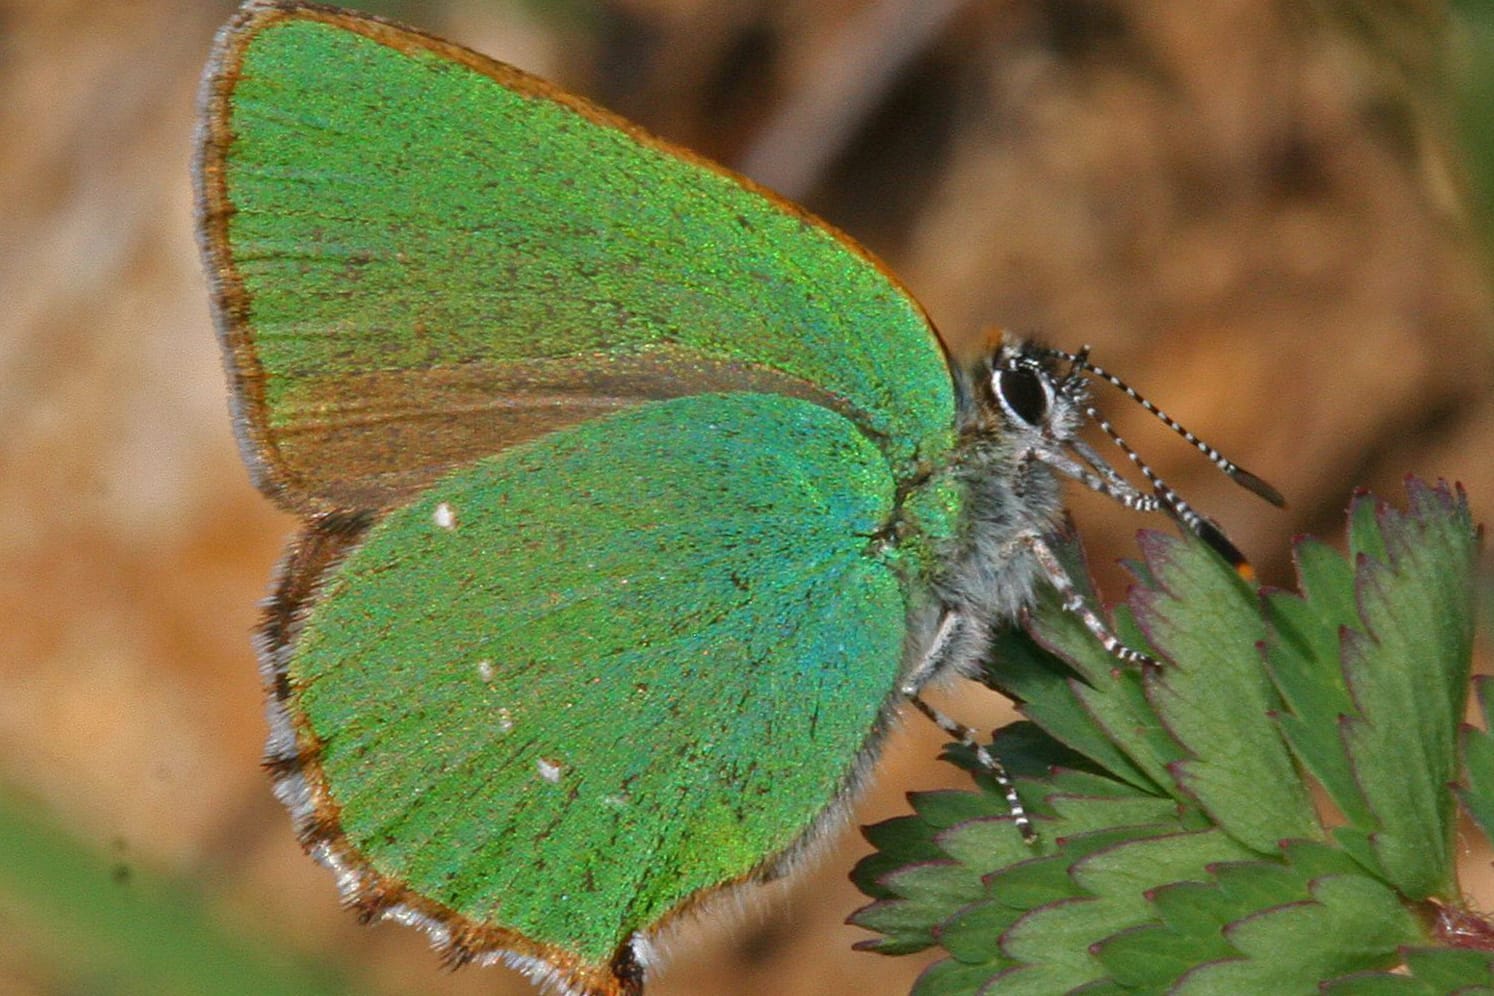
[1026,533,1156,668]
[907,692,1036,844]
[902,610,1037,844]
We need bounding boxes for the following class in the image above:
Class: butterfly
[195,3,1282,993]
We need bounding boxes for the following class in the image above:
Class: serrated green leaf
[934,826,1184,976]
[872,860,987,913]
[1401,945,1494,989]
[910,956,1006,996]
[856,814,951,902]
[985,897,1117,993]
[914,788,1016,829]
[926,826,1197,991]
[863,812,949,858]
[1095,841,1417,992]
[992,829,1258,991]
[1329,824,1386,880]
[936,815,1046,875]
[984,721,1101,781]
[855,794,992,905]
[1338,482,1476,898]
[939,727,1128,846]
[1069,672,1187,794]
[1092,920,1232,988]
[1147,879,1248,939]
[979,831,1132,909]
[1042,792,1181,832]
[1263,537,1374,827]
[851,902,944,955]
[1351,491,1392,564]
[998,531,1191,794]
[1133,532,1319,850]
[986,628,1159,791]
[1044,765,1161,799]
[853,479,1484,994]
[936,897,1024,965]
[998,606,1183,794]
[1064,828,1257,919]
[1019,768,1183,842]
[852,862,979,955]
[1174,874,1423,993]
[1457,676,1494,841]
[1209,859,1302,908]
[1280,837,1376,878]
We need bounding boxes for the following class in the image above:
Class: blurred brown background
[3,1,1492,993]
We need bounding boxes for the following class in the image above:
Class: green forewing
[290,393,906,963]
[202,8,955,511]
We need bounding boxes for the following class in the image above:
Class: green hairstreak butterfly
[194,3,1284,993]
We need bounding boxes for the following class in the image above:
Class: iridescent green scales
[197,2,962,992]
[211,14,955,510]
[296,395,903,962]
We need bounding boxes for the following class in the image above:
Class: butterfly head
[956,331,1285,578]
[960,332,1091,456]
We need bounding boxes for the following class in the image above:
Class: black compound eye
[995,365,1050,426]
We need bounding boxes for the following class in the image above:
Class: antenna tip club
[1229,467,1287,508]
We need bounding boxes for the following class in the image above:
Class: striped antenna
[1048,346,1286,508]
[1082,403,1255,577]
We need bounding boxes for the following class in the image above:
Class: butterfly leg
[908,693,1038,844]
[901,611,1037,844]
[1025,533,1156,668]
[1036,444,1158,513]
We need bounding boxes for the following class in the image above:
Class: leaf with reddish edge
[851,478,1486,993]
[1131,530,1319,851]
[1336,481,1476,899]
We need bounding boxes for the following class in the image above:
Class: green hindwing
[271,394,907,981]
